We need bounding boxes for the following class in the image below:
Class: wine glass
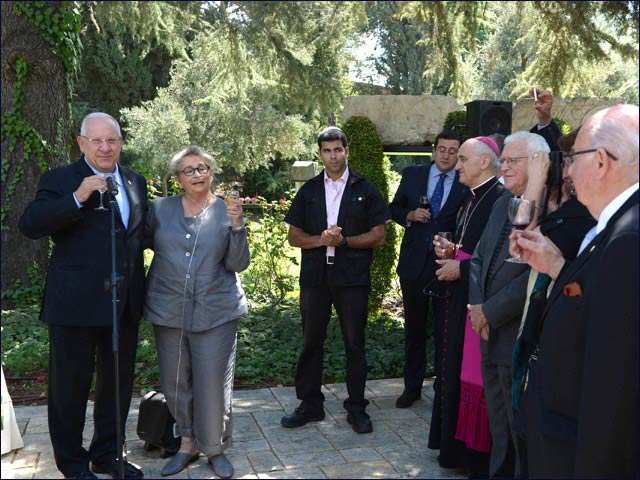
[504,197,536,263]
[95,187,108,211]
[417,195,431,223]
[224,189,239,206]
[436,231,454,259]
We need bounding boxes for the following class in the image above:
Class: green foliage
[1,58,56,230]
[361,1,429,94]
[1,260,46,309]
[342,116,398,315]
[443,110,468,139]
[2,2,80,230]
[72,1,201,128]
[14,1,82,85]
[554,118,572,136]
[374,2,639,101]
[1,307,48,376]
[120,1,367,182]
[241,197,298,306]
[235,299,407,387]
[1,301,412,389]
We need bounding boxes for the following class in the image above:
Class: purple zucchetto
[474,136,501,157]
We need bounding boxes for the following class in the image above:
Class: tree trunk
[1,2,70,305]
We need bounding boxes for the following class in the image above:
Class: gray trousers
[154,319,238,456]
[482,357,521,478]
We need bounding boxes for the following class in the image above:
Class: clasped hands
[320,224,343,247]
[467,303,489,341]
[433,235,460,281]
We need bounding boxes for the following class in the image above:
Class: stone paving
[1,378,467,479]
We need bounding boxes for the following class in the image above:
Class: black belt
[326,256,335,265]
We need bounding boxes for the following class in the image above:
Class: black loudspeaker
[465,100,512,137]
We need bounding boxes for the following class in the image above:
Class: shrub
[240,195,298,305]
[342,116,398,316]
[443,110,468,139]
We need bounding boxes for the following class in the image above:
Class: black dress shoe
[64,471,98,479]
[395,389,421,408]
[281,406,325,428]
[91,459,144,479]
[346,411,373,434]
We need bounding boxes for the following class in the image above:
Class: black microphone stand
[107,190,125,479]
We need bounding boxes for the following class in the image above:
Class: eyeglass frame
[498,156,529,167]
[436,146,459,156]
[562,147,619,168]
[80,135,122,146]
[179,164,211,177]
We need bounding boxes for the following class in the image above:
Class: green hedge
[342,116,398,316]
[443,110,468,139]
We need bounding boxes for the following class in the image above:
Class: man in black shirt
[280,127,390,434]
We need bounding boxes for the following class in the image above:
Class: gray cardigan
[144,195,250,332]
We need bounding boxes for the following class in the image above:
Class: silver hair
[503,131,550,155]
[169,145,217,176]
[587,105,639,166]
[80,112,121,137]
[474,140,500,173]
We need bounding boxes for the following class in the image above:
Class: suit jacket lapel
[545,191,639,309]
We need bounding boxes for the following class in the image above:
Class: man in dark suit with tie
[19,113,147,479]
[516,104,638,478]
[468,131,550,477]
[280,127,390,434]
[390,131,469,408]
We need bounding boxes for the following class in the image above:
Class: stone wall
[342,95,461,145]
[342,95,622,145]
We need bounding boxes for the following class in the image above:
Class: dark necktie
[487,217,511,278]
[430,173,447,218]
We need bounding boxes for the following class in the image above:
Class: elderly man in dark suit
[468,131,550,477]
[19,113,147,479]
[280,127,390,434]
[516,104,639,478]
[390,131,470,408]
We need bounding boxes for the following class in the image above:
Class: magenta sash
[452,250,491,453]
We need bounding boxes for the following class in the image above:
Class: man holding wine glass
[19,113,147,479]
[390,130,470,409]
[467,131,550,477]
[428,136,508,475]
[514,104,639,477]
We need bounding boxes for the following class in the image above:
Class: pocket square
[563,282,583,297]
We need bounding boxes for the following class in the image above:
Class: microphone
[105,174,119,196]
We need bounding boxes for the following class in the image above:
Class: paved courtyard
[2,378,467,479]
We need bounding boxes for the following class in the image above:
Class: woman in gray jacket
[144,145,250,478]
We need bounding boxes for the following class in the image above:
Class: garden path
[1,377,467,479]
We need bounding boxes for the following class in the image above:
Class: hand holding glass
[417,195,431,223]
[435,232,455,259]
[505,198,536,263]
[224,189,239,206]
[95,177,108,211]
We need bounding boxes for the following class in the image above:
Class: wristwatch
[338,235,348,247]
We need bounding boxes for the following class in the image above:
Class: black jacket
[285,170,390,287]
[19,158,148,326]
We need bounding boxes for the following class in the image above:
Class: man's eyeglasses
[498,156,528,167]
[437,146,458,156]
[81,136,122,146]
[562,148,619,168]
[179,165,210,176]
